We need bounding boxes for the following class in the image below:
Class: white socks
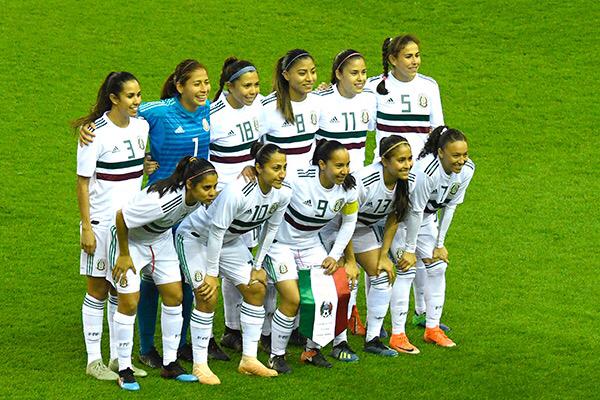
[390,270,415,334]
[413,259,426,315]
[107,294,118,361]
[333,330,348,346]
[240,302,265,357]
[222,278,242,331]
[261,284,277,336]
[425,261,447,328]
[190,310,213,364]
[161,304,183,365]
[270,309,295,357]
[365,272,392,342]
[113,311,136,371]
[82,294,104,365]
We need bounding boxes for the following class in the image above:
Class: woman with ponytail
[110,156,218,390]
[74,71,149,382]
[366,35,444,159]
[393,126,475,349]
[176,143,290,382]
[260,49,322,171]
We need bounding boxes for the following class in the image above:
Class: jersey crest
[332,198,344,212]
[419,94,428,108]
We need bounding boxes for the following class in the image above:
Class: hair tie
[381,141,409,158]
[228,66,257,83]
[188,168,216,181]
[283,52,310,72]
[336,52,362,71]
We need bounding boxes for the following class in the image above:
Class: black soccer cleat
[208,337,230,361]
[268,354,292,374]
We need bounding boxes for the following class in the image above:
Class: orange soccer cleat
[389,333,420,354]
[424,326,456,348]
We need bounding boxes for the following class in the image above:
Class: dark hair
[273,49,314,123]
[376,34,420,95]
[380,135,411,221]
[312,139,356,191]
[71,71,138,128]
[160,59,207,100]
[250,142,283,167]
[148,156,216,197]
[213,57,257,101]
[330,49,364,84]
[419,125,468,160]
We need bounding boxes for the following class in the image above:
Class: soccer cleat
[138,346,163,369]
[177,343,193,362]
[389,333,420,355]
[192,363,221,385]
[380,325,388,339]
[424,327,456,347]
[238,356,278,377]
[348,305,366,336]
[289,328,307,347]
[221,330,243,353]
[330,341,359,362]
[300,349,332,368]
[364,337,398,357]
[117,368,140,391]
[412,312,451,332]
[268,354,292,374]
[208,337,230,361]
[160,361,199,382]
[86,359,118,381]
[109,358,148,377]
[259,334,271,355]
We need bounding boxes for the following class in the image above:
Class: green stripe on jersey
[265,133,314,144]
[316,129,367,139]
[96,157,144,169]
[376,111,429,121]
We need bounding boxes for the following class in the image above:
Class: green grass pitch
[1,0,598,398]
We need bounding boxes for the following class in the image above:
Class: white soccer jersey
[260,92,321,171]
[409,154,475,218]
[179,175,292,244]
[276,166,358,249]
[366,73,444,157]
[122,186,202,245]
[77,112,148,223]
[209,94,266,185]
[315,85,376,172]
[355,162,396,228]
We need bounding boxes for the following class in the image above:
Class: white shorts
[240,225,260,249]
[391,215,438,261]
[79,223,117,278]
[108,233,181,294]
[264,242,328,283]
[175,230,253,288]
[319,218,384,256]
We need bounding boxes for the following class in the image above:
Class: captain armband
[341,201,358,215]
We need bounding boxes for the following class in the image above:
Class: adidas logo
[112,146,120,153]
[432,189,438,194]
[303,199,312,206]
[227,130,235,136]
[243,209,253,215]
[282,121,293,127]
[386,98,395,104]
[365,201,373,207]
[330,116,339,124]
[174,126,185,134]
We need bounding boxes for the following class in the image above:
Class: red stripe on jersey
[282,144,313,155]
[343,142,366,150]
[210,153,254,164]
[376,123,430,134]
[96,170,143,181]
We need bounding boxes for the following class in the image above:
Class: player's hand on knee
[432,246,449,263]
[113,255,136,285]
[198,275,219,301]
[397,251,416,272]
[80,227,96,255]
[321,257,339,275]
[343,258,359,289]
[249,268,267,288]
[78,123,96,146]
[377,256,396,286]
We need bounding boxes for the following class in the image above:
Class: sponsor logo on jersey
[112,146,120,153]
[174,126,185,134]
[361,110,369,124]
[202,118,210,131]
[269,202,279,214]
[329,116,339,124]
[432,189,438,194]
[450,183,460,195]
[194,271,203,282]
[332,198,344,212]
[279,264,288,274]
[365,201,373,208]
[386,98,395,104]
[137,136,145,150]
[310,111,318,126]
[227,130,235,137]
[419,94,428,108]
[282,121,293,127]
[96,259,106,271]
[253,118,260,131]
[303,199,312,206]
[243,209,253,215]
[320,301,333,318]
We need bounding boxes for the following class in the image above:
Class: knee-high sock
[425,261,447,328]
[366,273,392,342]
[347,281,359,319]
[333,329,348,346]
[82,294,104,364]
[180,282,194,348]
[293,313,300,330]
[261,283,277,336]
[137,276,159,354]
[190,310,213,364]
[107,293,118,361]
[390,270,416,334]
[270,309,295,357]
[114,311,136,371]
[240,302,265,357]
[161,304,183,365]
[413,260,426,315]
[222,278,243,331]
